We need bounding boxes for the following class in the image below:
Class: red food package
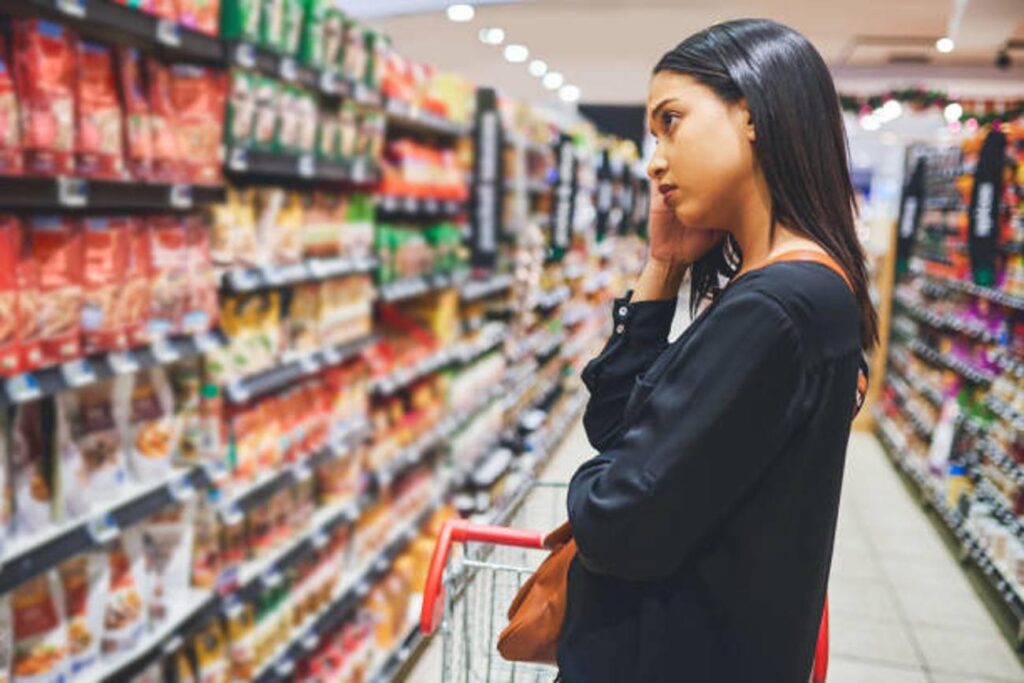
[0,216,20,376]
[28,216,83,366]
[13,19,75,176]
[183,215,217,333]
[75,41,125,179]
[116,48,153,181]
[81,217,131,353]
[122,219,152,347]
[0,34,23,175]
[169,65,225,185]
[16,222,43,371]
[178,0,221,36]
[147,216,188,337]
[146,59,182,182]
[147,0,178,21]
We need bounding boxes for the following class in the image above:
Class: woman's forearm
[632,258,688,303]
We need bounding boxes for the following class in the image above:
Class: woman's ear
[736,98,756,142]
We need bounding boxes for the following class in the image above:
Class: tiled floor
[403,425,1024,682]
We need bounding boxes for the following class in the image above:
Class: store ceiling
[345,0,1024,106]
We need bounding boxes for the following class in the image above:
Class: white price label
[61,359,96,388]
[56,0,86,18]
[155,20,181,47]
[351,158,367,183]
[86,514,121,545]
[279,57,298,82]
[263,267,286,286]
[228,147,248,172]
[403,196,418,213]
[298,355,321,375]
[195,331,221,353]
[319,68,338,94]
[108,351,140,375]
[234,43,256,68]
[229,269,259,291]
[151,337,180,363]
[297,153,315,178]
[169,183,193,209]
[5,374,41,403]
[57,176,87,207]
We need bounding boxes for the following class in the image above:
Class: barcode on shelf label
[169,184,193,209]
[155,20,182,47]
[319,69,338,94]
[108,351,140,375]
[168,476,196,502]
[5,374,41,403]
[403,196,418,213]
[351,158,367,183]
[57,177,88,207]
[299,355,321,375]
[161,635,184,656]
[297,153,315,178]
[425,199,439,213]
[321,348,342,365]
[56,0,86,18]
[234,43,256,68]
[61,359,97,388]
[279,57,298,82]
[152,338,180,363]
[229,269,259,291]
[195,331,221,353]
[86,514,121,545]
[228,147,248,171]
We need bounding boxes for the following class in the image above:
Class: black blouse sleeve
[580,292,677,451]
[568,289,806,581]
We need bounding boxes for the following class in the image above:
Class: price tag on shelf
[292,463,312,483]
[275,658,295,678]
[155,19,182,47]
[169,183,193,209]
[86,514,121,546]
[319,68,338,94]
[228,269,259,291]
[61,359,97,388]
[321,347,342,366]
[4,374,41,404]
[403,196,418,213]
[351,158,368,183]
[262,266,286,286]
[108,351,140,375]
[56,0,86,18]
[152,337,180,364]
[201,460,230,487]
[234,43,256,69]
[424,198,439,214]
[168,476,196,503]
[218,502,244,526]
[161,635,184,657]
[297,153,315,178]
[301,632,320,653]
[57,176,88,208]
[298,355,321,375]
[195,331,221,354]
[279,57,298,82]
[228,147,248,172]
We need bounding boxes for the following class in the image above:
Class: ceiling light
[944,102,963,123]
[860,114,881,132]
[559,84,581,103]
[880,99,903,121]
[935,36,955,53]
[504,44,529,63]
[479,27,504,45]
[528,59,548,77]
[446,4,475,22]
[543,71,564,90]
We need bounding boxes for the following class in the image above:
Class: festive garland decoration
[839,87,1024,126]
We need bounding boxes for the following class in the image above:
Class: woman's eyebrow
[648,97,677,125]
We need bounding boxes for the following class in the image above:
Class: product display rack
[0,177,227,212]
[876,127,1024,647]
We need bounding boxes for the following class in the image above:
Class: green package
[261,0,286,52]
[221,0,262,42]
[322,8,345,66]
[274,86,300,154]
[316,104,340,160]
[252,76,280,152]
[300,0,326,66]
[225,69,258,149]
[282,0,305,56]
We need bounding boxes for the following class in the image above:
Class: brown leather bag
[497,250,864,672]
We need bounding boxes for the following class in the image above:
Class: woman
[559,19,877,683]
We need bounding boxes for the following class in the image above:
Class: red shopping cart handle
[420,519,547,635]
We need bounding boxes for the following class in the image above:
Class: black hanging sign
[895,157,926,275]
[595,150,613,242]
[619,165,636,234]
[968,130,1006,287]
[549,134,577,261]
[470,88,503,269]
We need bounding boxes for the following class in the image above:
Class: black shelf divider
[0,176,226,212]
[225,148,381,186]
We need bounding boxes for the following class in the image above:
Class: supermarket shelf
[0,466,201,594]
[895,293,997,344]
[368,625,424,683]
[378,271,469,304]
[0,176,225,211]
[535,286,572,314]
[889,366,945,409]
[226,147,381,185]
[223,333,377,405]
[219,255,378,293]
[459,273,515,302]
[984,395,1024,432]
[905,338,996,386]
[1,330,224,406]
[914,271,1024,312]
[977,438,1024,488]
[371,329,504,397]
[505,135,554,156]
[384,98,471,138]
[4,0,223,63]
[377,193,467,219]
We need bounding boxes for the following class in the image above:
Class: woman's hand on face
[648,184,724,267]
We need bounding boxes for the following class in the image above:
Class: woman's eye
[661,112,679,130]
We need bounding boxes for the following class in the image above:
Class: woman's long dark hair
[655,19,878,349]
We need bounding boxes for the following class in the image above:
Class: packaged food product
[13,19,75,176]
[178,0,221,36]
[102,528,148,656]
[11,571,69,682]
[252,77,279,152]
[147,0,177,21]
[124,366,180,483]
[323,8,345,66]
[75,41,125,179]
[0,216,21,376]
[11,399,54,538]
[184,215,217,333]
[122,219,152,347]
[173,645,200,683]
[225,601,256,681]
[117,48,154,181]
[316,103,340,162]
[16,223,43,372]
[191,492,224,590]
[147,215,188,338]
[281,0,304,56]
[81,216,131,353]
[192,619,229,683]
[287,283,320,353]
[225,70,257,151]
[300,0,325,67]
[58,379,129,520]
[146,59,182,182]
[58,552,109,677]
[0,594,12,683]
[170,65,226,185]
[170,357,203,464]
[221,0,262,42]
[29,216,83,366]
[141,500,196,622]
[0,34,23,175]
[261,0,287,53]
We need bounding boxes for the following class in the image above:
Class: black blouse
[558,262,862,683]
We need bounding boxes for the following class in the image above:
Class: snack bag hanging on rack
[117,47,154,181]
[147,215,189,337]
[0,34,23,175]
[29,216,83,367]
[122,366,180,484]
[58,551,109,678]
[146,58,183,182]
[184,215,218,333]
[10,399,54,539]
[102,528,148,656]
[141,500,196,623]
[170,65,226,185]
[10,571,70,683]
[121,218,152,347]
[0,216,21,377]
[82,216,131,353]
[13,19,75,176]
[75,41,125,179]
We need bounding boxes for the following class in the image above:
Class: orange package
[15,222,43,372]
[169,65,226,185]
[146,215,188,338]
[0,33,23,175]
[0,216,20,377]
[81,217,131,353]
[146,59,182,182]
[121,219,152,347]
[178,0,221,36]
[13,19,75,176]
[29,216,83,367]
[117,48,154,181]
[183,215,218,333]
[75,41,125,179]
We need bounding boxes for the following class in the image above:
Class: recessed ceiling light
[860,114,881,131]
[446,4,475,22]
[528,59,548,77]
[880,99,903,121]
[935,36,955,53]
[543,71,564,90]
[559,84,581,103]
[504,44,529,63]
[479,27,505,45]
[944,102,963,122]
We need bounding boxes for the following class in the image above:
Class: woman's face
[646,71,758,232]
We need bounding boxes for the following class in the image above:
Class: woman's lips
[659,184,678,202]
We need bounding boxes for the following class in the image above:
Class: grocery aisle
[402,423,1024,683]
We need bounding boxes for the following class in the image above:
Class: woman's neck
[731,177,821,276]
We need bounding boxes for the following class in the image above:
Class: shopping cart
[419,479,830,683]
